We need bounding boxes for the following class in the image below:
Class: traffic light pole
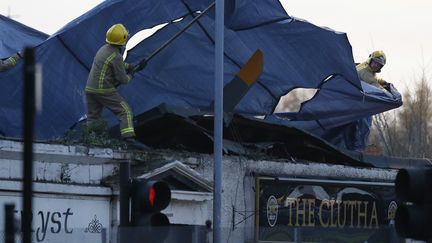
[23,47,35,243]
[119,160,131,242]
[213,0,224,242]
[5,204,15,243]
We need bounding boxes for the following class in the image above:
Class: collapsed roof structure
[0,0,401,156]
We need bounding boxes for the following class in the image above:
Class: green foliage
[61,120,125,149]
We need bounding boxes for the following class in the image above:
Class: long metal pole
[213,0,224,242]
[134,2,215,71]
[23,47,35,243]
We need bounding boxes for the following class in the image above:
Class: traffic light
[129,179,171,242]
[394,168,432,241]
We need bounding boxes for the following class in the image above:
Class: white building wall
[0,139,400,243]
[191,155,398,243]
[0,139,117,243]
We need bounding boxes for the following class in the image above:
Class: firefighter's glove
[126,67,136,77]
[126,63,135,73]
[381,82,391,92]
[133,60,147,73]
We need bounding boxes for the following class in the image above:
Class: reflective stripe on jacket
[85,44,132,94]
[0,54,20,72]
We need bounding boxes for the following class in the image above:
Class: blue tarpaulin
[0,0,401,151]
[0,15,48,58]
[266,77,402,150]
[125,15,362,117]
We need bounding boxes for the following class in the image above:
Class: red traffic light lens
[132,180,171,212]
[149,186,155,207]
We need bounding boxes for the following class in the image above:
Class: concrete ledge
[0,180,112,197]
[0,139,134,164]
[247,160,396,182]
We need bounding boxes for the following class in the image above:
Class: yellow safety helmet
[106,24,128,45]
[368,50,386,66]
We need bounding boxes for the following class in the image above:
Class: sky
[1,0,432,94]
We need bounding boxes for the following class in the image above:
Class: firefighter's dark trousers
[85,91,135,138]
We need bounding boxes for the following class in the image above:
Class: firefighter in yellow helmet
[356,50,389,91]
[351,51,391,152]
[85,24,148,149]
[0,52,22,72]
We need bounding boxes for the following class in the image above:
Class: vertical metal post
[5,204,15,243]
[214,0,224,242]
[23,47,35,243]
[119,161,130,243]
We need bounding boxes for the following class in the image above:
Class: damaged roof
[106,103,430,169]
[110,104,410,168]
[0,0,401,155]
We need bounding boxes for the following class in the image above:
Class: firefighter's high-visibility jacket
[85,44,132,94]
[356,61,387,90]
[0,53,21,72]
[85,44,136,138]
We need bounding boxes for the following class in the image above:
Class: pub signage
[255,177,399,242]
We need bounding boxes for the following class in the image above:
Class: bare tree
[398,71,432,157]
[371,111,403,156]
[370,70,432,158]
